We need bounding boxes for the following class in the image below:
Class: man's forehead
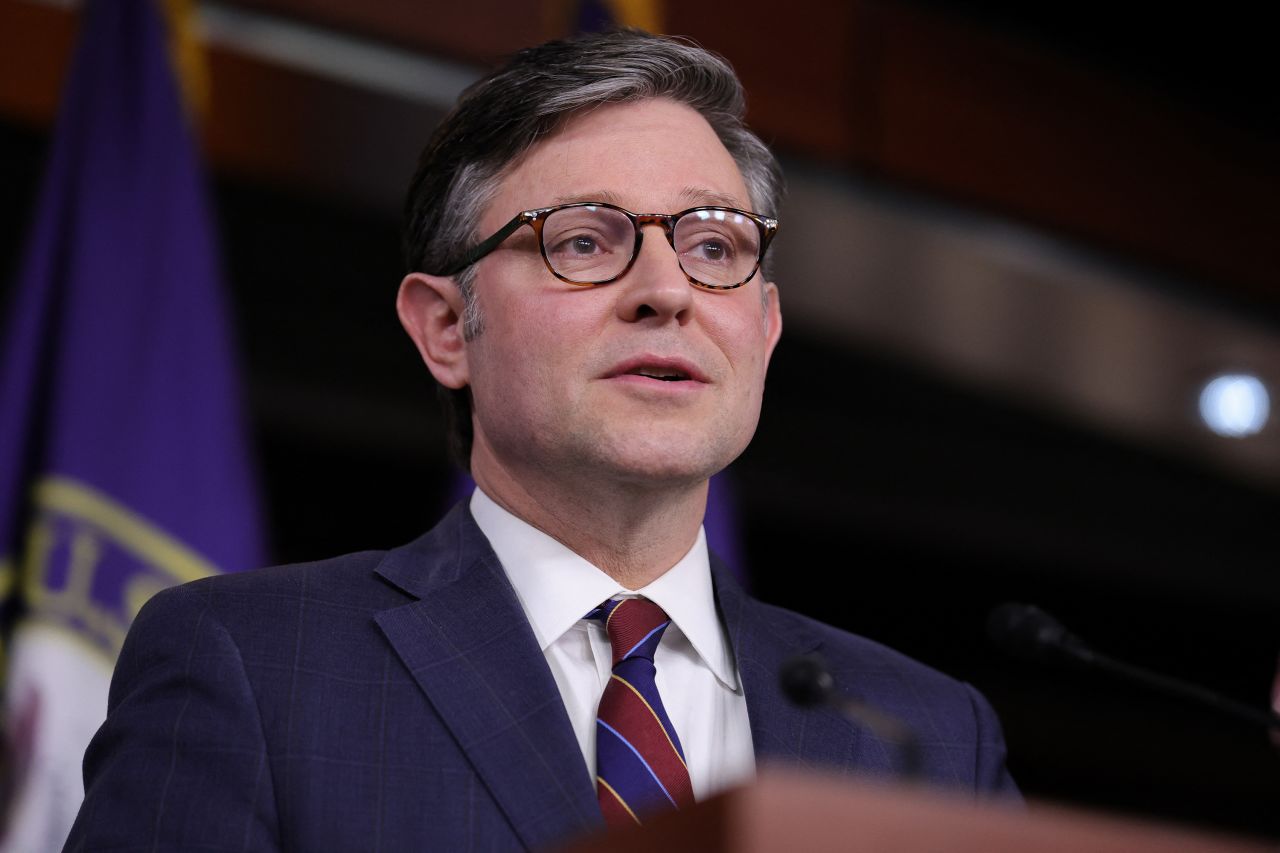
[550,187,750,211]
[481,98,753,219]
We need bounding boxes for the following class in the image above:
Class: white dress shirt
[470,488,755,800]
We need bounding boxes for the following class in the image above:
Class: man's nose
[614,227,694,324]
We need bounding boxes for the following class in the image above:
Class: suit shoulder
[747,598,1019,796]
[117,547,415,712]
[134,548,396,635]
[187,549,389,594]
[751,599,970,697]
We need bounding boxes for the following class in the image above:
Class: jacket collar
[372,503,602,850]
[371,506,881,849]
[712,556,879,775]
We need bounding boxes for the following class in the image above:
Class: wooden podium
[556,769,1272,852]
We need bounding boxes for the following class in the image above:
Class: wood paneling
[2,0,1276,302]
[0,0,77,126]
[227,0,548,62]
[863,3,1276,300]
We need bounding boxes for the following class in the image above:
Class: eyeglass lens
[541,205,762,287]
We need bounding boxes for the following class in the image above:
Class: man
[66,30,1015,851]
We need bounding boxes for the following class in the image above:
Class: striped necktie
[587,597,695,827]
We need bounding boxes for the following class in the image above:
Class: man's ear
[396,272,470,390]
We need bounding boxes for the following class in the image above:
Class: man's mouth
[631,366,690,382]
[606,356,708,385]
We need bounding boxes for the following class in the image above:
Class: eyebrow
[551,190,625,206]
[549,187,749,211]
[678,186,747,209]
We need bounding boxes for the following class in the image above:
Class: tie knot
[588,598,671,666]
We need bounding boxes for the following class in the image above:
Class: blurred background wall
[2,0,1277,837]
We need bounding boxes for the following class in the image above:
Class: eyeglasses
[435,202,779,291]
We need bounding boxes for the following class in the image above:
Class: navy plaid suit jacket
[66,503,1016,851]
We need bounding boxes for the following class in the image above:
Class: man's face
[463,98,782,491]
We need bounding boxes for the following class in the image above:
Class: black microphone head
[780,653,836,708]
[987,602,1090,663]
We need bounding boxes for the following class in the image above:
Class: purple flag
[0,1,263,847]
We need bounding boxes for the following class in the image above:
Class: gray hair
[402,29,784,469]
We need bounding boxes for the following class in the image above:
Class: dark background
[2,0,1277,839]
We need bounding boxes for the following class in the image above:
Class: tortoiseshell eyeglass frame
[433,201,780,291]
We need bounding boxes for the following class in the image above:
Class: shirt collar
[469,488,739,690]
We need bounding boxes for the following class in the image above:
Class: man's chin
[579,437,740,491]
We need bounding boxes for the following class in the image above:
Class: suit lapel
[712,559,871,774]
[372,505,601,850]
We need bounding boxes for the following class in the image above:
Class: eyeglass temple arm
[434,211,535,277]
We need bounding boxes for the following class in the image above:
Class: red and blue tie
[588,597,695,826]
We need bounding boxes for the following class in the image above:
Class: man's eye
[548,232,607,256]
[684,235,736,264]
[697,240,728,261]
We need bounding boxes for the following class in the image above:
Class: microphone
[986,602,1094,665]
[780,653,923,780]
[988,602,1280,731]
